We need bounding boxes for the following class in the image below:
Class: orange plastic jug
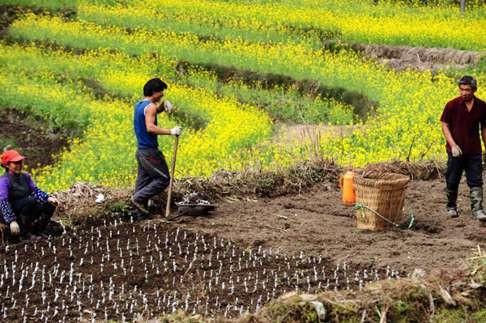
[339,171,356,206]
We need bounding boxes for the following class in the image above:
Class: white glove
[48,196,59,206]
[451,144,462,157]
[9,221,20,236]
[163,100,174,113]
[170,126,182,136]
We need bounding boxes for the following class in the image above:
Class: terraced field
[1,0,484,192]
[2,1,486,322]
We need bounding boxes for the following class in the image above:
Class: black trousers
[11,196,55,235]
[445,153,483,191]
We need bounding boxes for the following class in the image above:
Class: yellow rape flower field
[3,2,486,323]
[1,0,485,193]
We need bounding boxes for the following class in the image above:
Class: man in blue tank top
[132,78,182,219]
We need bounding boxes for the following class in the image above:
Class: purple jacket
[0,172,49,224]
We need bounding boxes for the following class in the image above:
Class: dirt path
[349,43,484,72]
[272,123,357,145]
[178,176,486,275]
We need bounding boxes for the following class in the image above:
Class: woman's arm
[24,173,49,202]
[0,176,16,224]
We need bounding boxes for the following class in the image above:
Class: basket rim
[354,172,409,188]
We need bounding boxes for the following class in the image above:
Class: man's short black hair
[458,75,477,91]
[143,78,168,96]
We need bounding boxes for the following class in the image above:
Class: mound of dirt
[238,265,486,322]
[350,43,483,72]
[362,160,444,180]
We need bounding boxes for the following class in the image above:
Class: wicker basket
[354,172,409,231]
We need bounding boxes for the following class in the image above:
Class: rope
[354,203,415,229]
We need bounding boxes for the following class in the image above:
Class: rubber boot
[446,189,459,218]
[470,187,486,221]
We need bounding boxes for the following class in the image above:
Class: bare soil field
[177,176,486,274]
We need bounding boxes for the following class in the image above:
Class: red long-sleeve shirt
[440,96,486,154]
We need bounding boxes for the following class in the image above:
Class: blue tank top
[134,99,158,149]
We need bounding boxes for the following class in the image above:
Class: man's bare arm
[145,104,172,136]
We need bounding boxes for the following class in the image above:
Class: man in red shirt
[440,76,486,220]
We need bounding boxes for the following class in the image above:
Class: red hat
[1,150,26,167]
